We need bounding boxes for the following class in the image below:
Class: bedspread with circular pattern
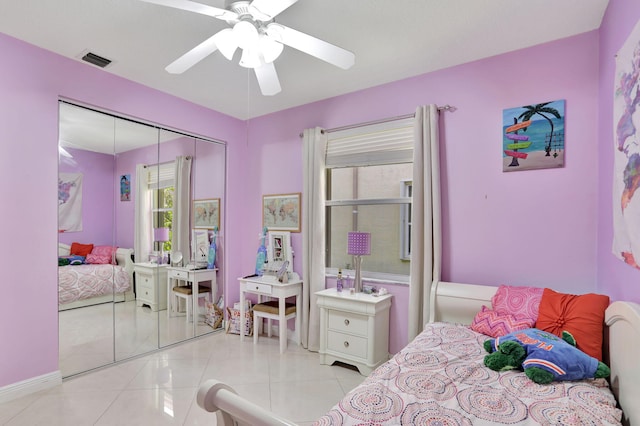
[58,264,130,305]
[314,322,622,426]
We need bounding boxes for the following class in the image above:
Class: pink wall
[0,13,625,389]
[597,0,640,302]
[59,148,115,247]
[245,31,601,351]
[0,32,246,388]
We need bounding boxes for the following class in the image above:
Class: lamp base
[353,256,363,293]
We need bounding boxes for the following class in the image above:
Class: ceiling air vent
[81,52,112,68]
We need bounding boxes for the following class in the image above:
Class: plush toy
[483,328,610,384]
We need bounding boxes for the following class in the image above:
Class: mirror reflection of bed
[58,102,226,377]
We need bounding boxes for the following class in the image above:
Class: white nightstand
[316,288,393,375]
[134,263,168,311]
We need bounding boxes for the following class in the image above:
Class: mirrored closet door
[58,101,226,377]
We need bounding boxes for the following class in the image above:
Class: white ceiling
[0,0,609,120]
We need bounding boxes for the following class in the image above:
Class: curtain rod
[299,104,455,137]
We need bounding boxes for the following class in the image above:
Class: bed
[58,242,135,310]
[196,281,640,426]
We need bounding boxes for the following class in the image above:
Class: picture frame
[193,198,220,229]
[267,231,293,273]
[192,229,209,265]
[262,193,301,232]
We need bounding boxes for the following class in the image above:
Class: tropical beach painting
[502,100,565,172]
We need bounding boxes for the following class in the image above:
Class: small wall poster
[120,174,131,201]
[502,100,565,172]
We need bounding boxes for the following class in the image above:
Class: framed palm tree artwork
[502,100,565,172]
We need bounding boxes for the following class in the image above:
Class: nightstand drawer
[169,269,189,280]
[248,282,272,295]
[137,272,154,288]
[327,331,367,358]
[328,310,367,336]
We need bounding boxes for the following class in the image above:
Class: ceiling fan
[139,0,355,96]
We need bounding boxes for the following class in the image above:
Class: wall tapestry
[502,100,565,172]
[58,173,83,232]
[613,19,640,270]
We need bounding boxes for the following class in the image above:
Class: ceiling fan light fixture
[216,28,239,60]
[239,47,262,68]
[233,20,259,49]
[259,35,283,64]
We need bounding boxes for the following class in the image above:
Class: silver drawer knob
[344,319,350,326]
[344,341,349,348]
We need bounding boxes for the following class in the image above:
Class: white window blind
[326,117,414,168]
[147,162,174,189]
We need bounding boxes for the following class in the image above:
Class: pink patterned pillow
[491,285,544,322]
[85,254,112,264]
[90,245,118,265]
[471,306,535,337]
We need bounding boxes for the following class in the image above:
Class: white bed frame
[197,281,640,426]
[58,242,135,310]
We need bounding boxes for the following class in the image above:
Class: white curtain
[134,164,151,263]
[408,105,442,341]
[173,156,192,263]
[302,127,327,351]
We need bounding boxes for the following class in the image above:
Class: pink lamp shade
[347,232,371,256]
[154,227,170,242]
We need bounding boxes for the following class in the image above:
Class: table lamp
[154,227,170,264]
[347,231,371,293]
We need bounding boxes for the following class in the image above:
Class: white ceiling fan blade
[254,62,281,96]
[166,31,226,74]
[267,23,355,70]
[249,0,298,20]
[138,0,237,21]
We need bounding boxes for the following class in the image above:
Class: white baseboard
[0,371,62,404]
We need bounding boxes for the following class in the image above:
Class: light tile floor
[0,331,366,425]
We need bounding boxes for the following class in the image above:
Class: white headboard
[429,281,496,324]
[605,301,640,426]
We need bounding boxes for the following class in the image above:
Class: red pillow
[535,288,610,361]
[70,242,93,257]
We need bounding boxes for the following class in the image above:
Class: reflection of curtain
[173,156,192,263]
[302,127,327,351]
[58,173,83,232]
[408,105,442,341]
[134,164,151,263]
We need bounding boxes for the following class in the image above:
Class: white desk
[238,274,303,352]
[167,267,217,325]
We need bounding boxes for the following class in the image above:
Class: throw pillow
[491,284,544,323]
[535,288,610,361]
[471,305,534,337]
[70,242,93,257]
[91,245,118,265]
[85,254,112,264]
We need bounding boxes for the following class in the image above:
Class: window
[325,117,413,280]
[152,187,174,252]
[148,162,175,252]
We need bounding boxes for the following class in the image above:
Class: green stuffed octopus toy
[483,328,610,385]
